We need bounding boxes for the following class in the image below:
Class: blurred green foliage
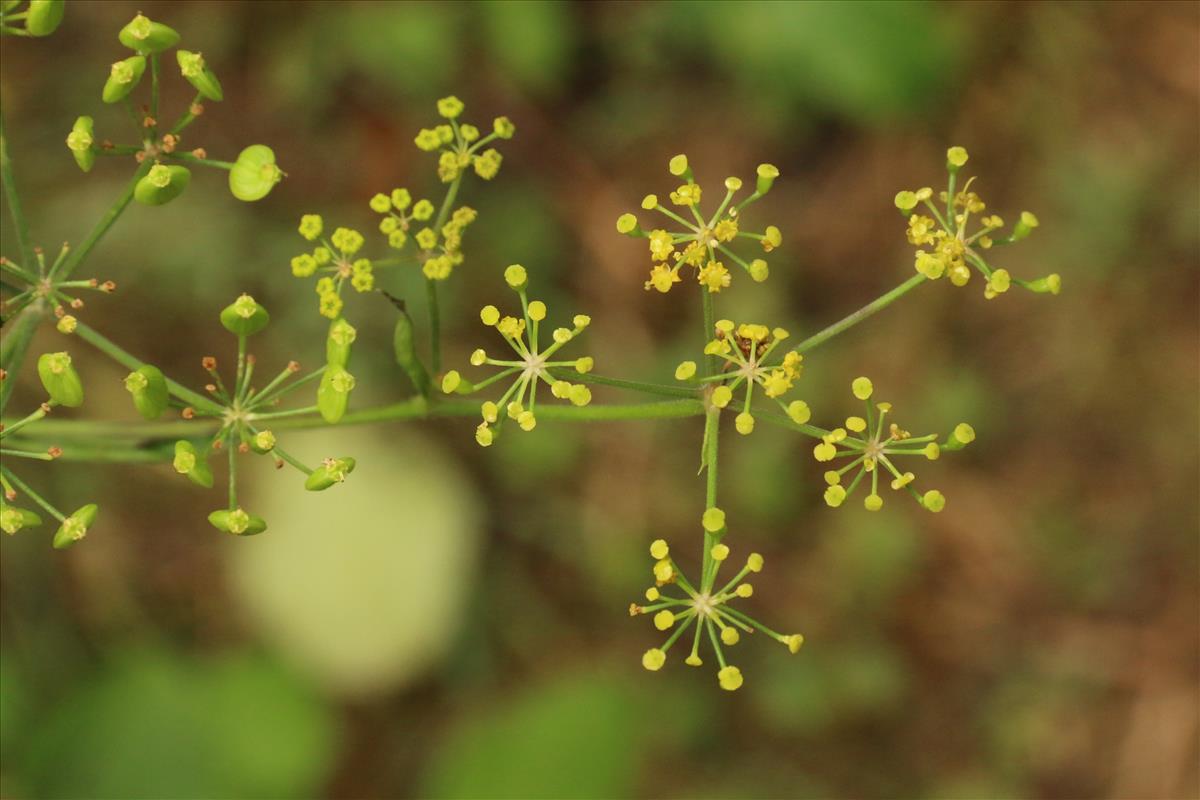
[1,1,1197,799]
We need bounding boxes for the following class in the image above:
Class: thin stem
[58,160,153,281]
[426,278,441,373]
[163,153,234,170]
[0,108,34,267]
[700,404,720,589]
[796,273,927,354]
[0,466,64,521]
[568,371,697,399]
[73,320,225,415]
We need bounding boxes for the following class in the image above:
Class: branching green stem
[796,273,927,354]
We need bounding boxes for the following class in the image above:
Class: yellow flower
[697,260,731,293]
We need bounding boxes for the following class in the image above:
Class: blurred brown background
[1,1,1198,798]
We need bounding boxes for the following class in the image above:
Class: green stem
[568,371,697,399]
[700,404,720,590]
[0,108,34,267]
[426,279,441,373]
[701,285,715,373]
[149,53,160,136]
[57,160,152,281]
[796,273,927,354]
[163,153,234,170]
[0,305,42,414]
[73,320,225,415]
[0,466,64,521]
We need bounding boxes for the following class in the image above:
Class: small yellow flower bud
[616,213,638,234]
[782,634,804,654]
[653,559,673,582]
[946,146,969,169]
[645,587,660,601]
[504,264,527,289]
[852,376,873,400]
[642,648,666,671]
[470,349,487,366]
[517,411,537,431]
[685,654,703,667]
[763,225,782,251]
[711,386,732,408]
[894,190,919,213]
[56,315,77,334]
[953,423,976,444]
[756,163,779,194]
[568,385,592,406]
[641,194,658,210]
[864,494,883,511]
[922,489,946,513]
[747,553,764,572]
[480,305,500,326]
[573,314,591,328]
[528,300,546,321]
[650,539,669,559]
[721,627,740,645]
[481,401,498,423]
[653,610,675,631]
[718,665,743,691]
[813,442,837,462]
[846,416,867,433]
[553,328,572,344]
[575,356,594,373]
[824,485,846,507]
[711,543,730,562]
[735,412,755,435]
[441,370,461,394]
[824,470,841,486]
[749,259,769,282]
[668,154,688,176]
[675,361,696,380]
[786,400,811,425]
[702,507,726,532]
[735,583,753,598]
[724,176,742,191]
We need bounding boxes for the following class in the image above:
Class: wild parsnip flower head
[617,156,781,294]
[631,532,803,691]
[676,320,809,435]
[413,97,513,184]
[370,190,477,281]
[895,146,1060,299]
[814,377,973,513]
[289,216,376,318]
[441,267,594,447]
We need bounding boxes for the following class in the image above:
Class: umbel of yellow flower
[289,215,379,319]
[813,377,973,513]
[441,266,595,447]
[630,531,803,691]
[895,146,1060,299]
[616,156,781,295]
[413,96,514,184]
[675,320,811,435]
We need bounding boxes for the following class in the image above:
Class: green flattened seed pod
[176,50,222,101]
[26,0,65,37]
[66,116,96,173]
[124,365,169,420]
[229,145,283,202]
[219,294,269,336]
[118,13,179,54]
[134,164,190,205]
[53,503,98,549]
[325,318,357,368]
[207,508,267,536]
[37,351,83,407]
[102,55,146,104]
[392,304,431,396]
[304,457,356,491]
[0,502,43,535]
[172,440,214,488]
[317,366,355,424]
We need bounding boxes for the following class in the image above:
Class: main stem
[700,403,720,589]
[0,108,34,267]
[57,161,151,282]
[425,174,463,374]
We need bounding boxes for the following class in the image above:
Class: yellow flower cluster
[895,146,1060,299]
[675,320,810,435]
[631,529,803,691]
[369,187,478,281]
[413,96,513,184]
[813,377,975,512]
[441,266,595,447]
[616,155,781,295]
[290,215,375,319]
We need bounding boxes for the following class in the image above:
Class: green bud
[208,508,267,536]
[53,503,98,549]
[0,503,43,535]
[1010,210,1039,242]
[220,293,269,336]
[317,366,356,424]
[26,0,65,37]
[229,144,283,202]
[66,116,96,173]
[173,440,213,488]
[37,351,83,407]
[304,457,356,491]
[756,163,779,195]
[616,213,640,236]
[325,318,357,368]
[134,164,190,205]
[176,49,223,102]
[124,365,169,420]
[1024,273,1061,295]
[391,300,431,397]
[118,13,180,54]
[102,55,146,104]
[249,430,276,454]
